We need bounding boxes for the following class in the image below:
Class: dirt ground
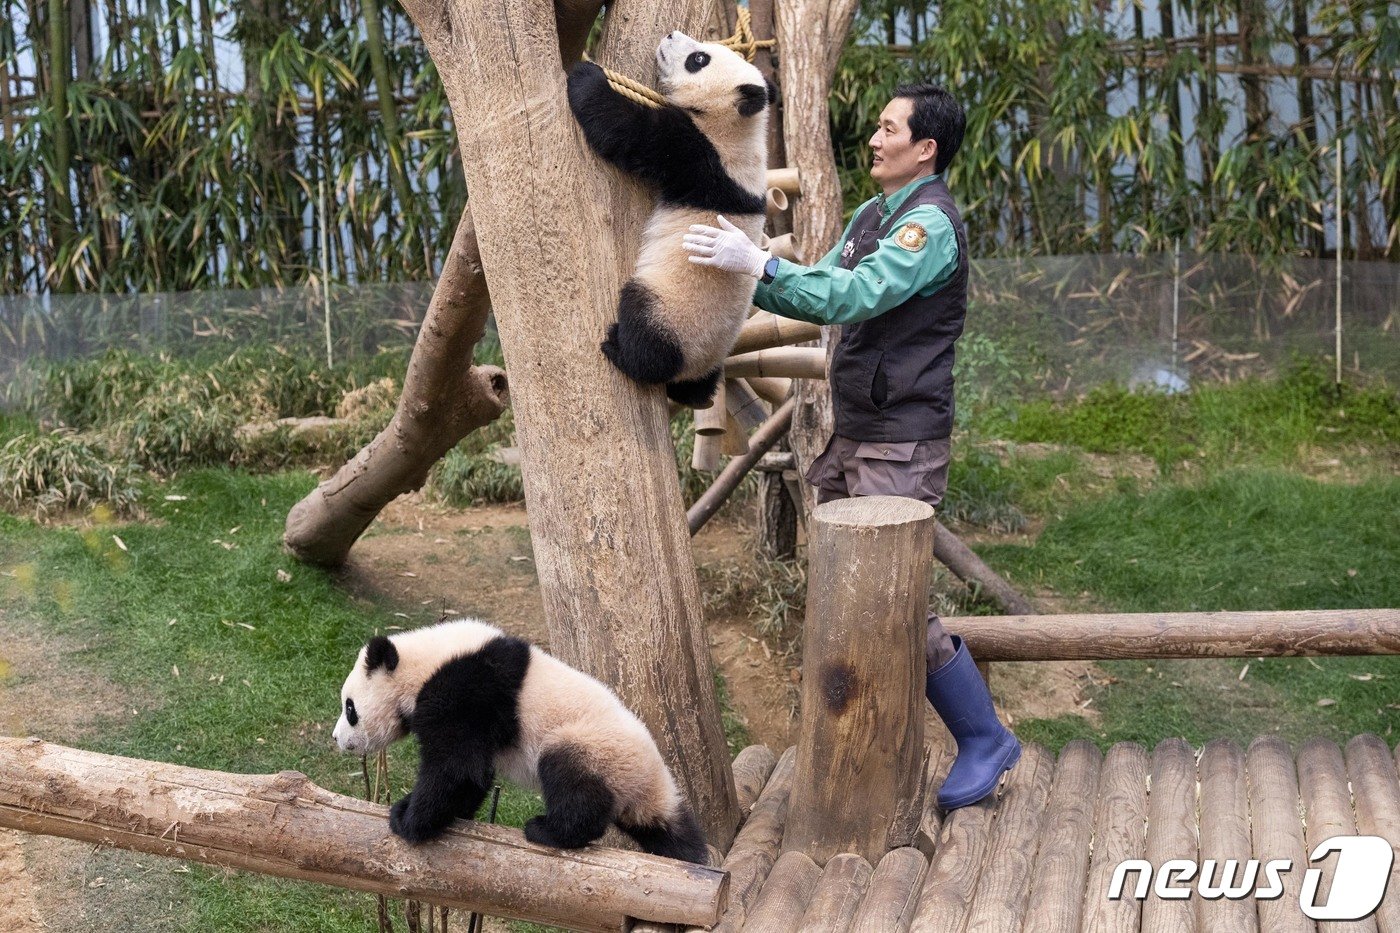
[1,491,1099,932]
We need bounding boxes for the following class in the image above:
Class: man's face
[869,97,938,193]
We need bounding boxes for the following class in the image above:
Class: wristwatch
[761,256,780,284]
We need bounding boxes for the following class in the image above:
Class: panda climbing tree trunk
[395,0,741,847]
[774,0,860,508]
[283,211,507,567]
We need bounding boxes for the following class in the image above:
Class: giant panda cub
[567,32,774,407]
[333,618,707,863]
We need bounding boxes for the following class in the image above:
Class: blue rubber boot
[926,635,1021,809]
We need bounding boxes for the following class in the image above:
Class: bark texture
[774,0,859,503]
[0,738,726,932]
[285,211,507,566]
[398,0,739,846]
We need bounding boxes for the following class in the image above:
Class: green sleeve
[752,203,866,316]
[752,205,959,326]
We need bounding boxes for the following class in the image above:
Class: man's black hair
[892,82,965,174]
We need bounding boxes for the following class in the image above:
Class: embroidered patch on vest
[841,238,856,259]
[893,222,928,252]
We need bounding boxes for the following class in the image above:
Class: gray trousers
[806,434,959,671]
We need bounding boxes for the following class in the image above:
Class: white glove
[683,215,771,278]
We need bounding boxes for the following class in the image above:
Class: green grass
[0,469,545,931]
[977,359,1398,472]
[986,470,1400,751]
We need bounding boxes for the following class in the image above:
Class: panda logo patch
[841,238,857,260]
[894,223,928,252]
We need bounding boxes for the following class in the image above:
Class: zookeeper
[683,82,1021,809]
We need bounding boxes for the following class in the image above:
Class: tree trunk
[284,210,508,566]
[775,0,859,509]
[785,497,932,865]
[0,738,727,933]
[398,0,739,847]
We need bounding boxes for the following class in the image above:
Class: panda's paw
[389,795,435,845]
[566,61,607,107]
[523,816,560,848]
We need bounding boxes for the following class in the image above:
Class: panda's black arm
[566,61,690,189]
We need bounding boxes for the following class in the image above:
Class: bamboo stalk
[724,347,826,380]
[687,397,796,535]
[766,167,799,194]
[732,312,822,356]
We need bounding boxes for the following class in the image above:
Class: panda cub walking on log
[567,32,775,406]
[332,618,707,863]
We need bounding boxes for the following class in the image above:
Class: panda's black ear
[737,83,769,118]
[366,636,399,674]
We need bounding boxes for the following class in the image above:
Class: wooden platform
[707,732,1400,933]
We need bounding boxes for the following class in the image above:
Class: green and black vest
[831,177,969,442]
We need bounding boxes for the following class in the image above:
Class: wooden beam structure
[943,608,1400,661]
[0,738,727,933]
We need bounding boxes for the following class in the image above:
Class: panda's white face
[656,32,768,120]
[333,642,409,756]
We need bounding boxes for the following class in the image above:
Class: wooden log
[1345,735,1400,933]
[1141,738,1199,933]
[1247,737,1315,933]
[1080,742,1149,933]
[745,376,792,407]
[795,853,873,932]
[687,398,796,535]
[731,312,823,356]
[740,850,821,933]
[931,519,1037,617]
[850,846,929,933]
[908,794,997,931]
[1298,738,1378,933]
[1023,740,1103,933]
[943,609,1400,661]
[731,745,779,819]
[725,379,769,433]
[756,443,798,561]
[784,497,934,865]
[766,167,800,195]
[724,347,826,380]
[707,747,798,933]
[0,738,725,933]
[915,739,952,855]
[1196,740,1258,933]
[964,743,1055,933]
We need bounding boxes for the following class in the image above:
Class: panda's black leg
[524,746,615,850]
[617,803,709,863]
[390,759,492,844]
[601,281,685,386]
[665,367,723,407]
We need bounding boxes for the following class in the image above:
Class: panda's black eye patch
[685,51,710,73]
[345,698,358,727]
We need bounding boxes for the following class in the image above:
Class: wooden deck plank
[1023,740,1104,933]
[1196,739,1258,933]
[707,746,798,933]
[964,743,1056,933]
[916,738,953,856]
[850,846,929,933]
[1081,742,1150,933]
[795,853,874,933]
[1141,738,1199,933]
[1245,737,1315,933]
[1343,735,1400,933]
[908,790,999,931]
[741,850,822,933]
[1298,738,1378,933]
